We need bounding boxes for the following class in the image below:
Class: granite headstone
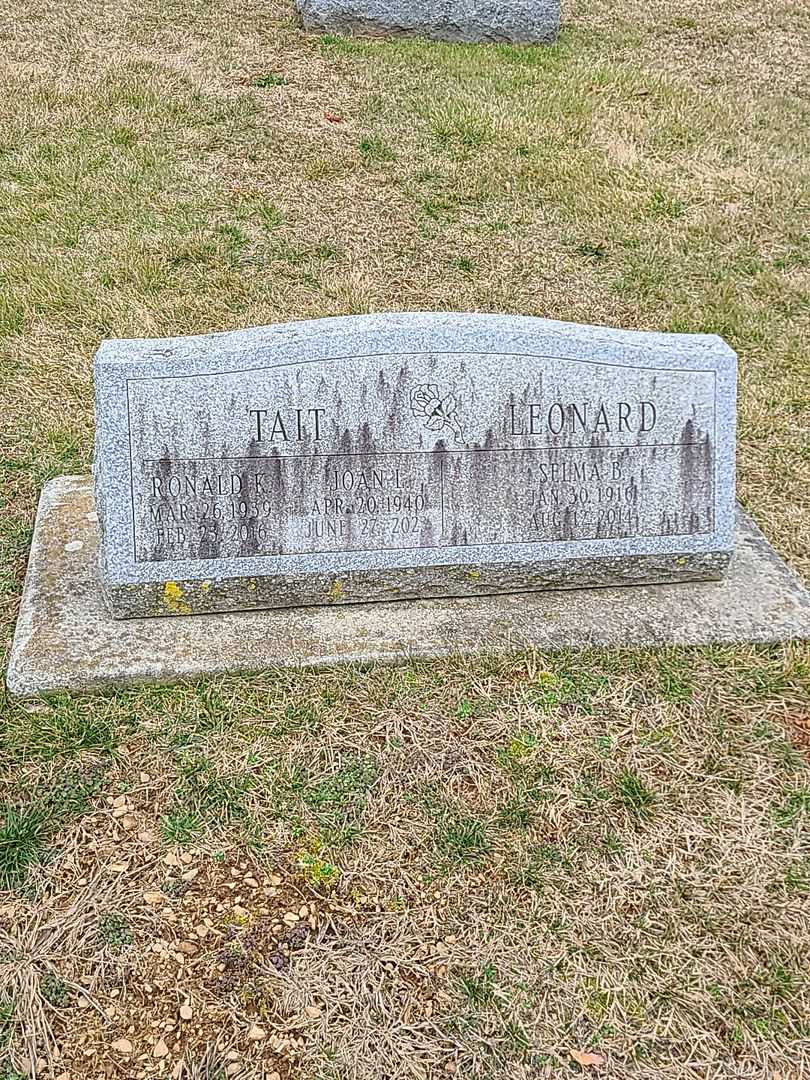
[295,0,560,45]
[92,313,737,618]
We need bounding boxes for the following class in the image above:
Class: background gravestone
[295,0,561,45]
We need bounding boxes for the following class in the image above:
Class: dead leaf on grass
[570,1048,606,1068]
[784,711,810,755]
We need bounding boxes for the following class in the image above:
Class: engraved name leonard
[136,367,714,563]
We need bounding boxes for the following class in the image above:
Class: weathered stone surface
[295,0,560,44]
[7,477,809,696]
[93,313,737,618]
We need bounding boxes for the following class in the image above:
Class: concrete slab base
[7,476,810,696]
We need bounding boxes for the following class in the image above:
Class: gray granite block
[93,313,737,618]
[6,476,809,696]
[295,0,560,44]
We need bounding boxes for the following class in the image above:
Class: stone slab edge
[6,475,810,696]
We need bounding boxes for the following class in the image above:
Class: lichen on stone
[163,581,193,615]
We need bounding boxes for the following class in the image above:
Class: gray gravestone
[295,0,560,44]
[92,313,737,619]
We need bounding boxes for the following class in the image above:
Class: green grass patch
[167,753,253,827]
[0,767,107,890]
[0,696,119,763]
[613,769,657,819]
[359,135,394,162]
[774,788,810,828]
[458,964,499,1008]
[160,809,204,845]
[97,911,133,952]
[526,668,608,714]
[435,809,491,865]
[39,973,72,1009]
[252,72,286,87]
[0,994,15,1049]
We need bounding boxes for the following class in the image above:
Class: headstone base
[104,549,731,620]
[7,476,810,696]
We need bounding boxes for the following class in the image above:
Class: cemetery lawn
[0,0,809,1077]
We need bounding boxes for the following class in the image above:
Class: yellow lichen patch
[163,581,193,615]
[466,569,482,581]
[328,580,345,603]
[201,581,211,592]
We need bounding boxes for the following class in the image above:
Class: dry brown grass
[1,0,810,1077]
[1,649,809,1077]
